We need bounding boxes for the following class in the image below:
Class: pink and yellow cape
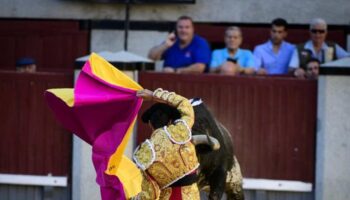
[45,53,143,199]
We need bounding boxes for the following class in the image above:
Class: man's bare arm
[289,67,306,78]
[148,43,170,61]
[148,32,176,61]
[210,65,221,73]
[176,63,206,74]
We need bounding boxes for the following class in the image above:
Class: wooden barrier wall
[137,72,317,183]
[0,71,73,176]
[0,20,88,72]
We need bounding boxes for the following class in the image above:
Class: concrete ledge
[0,174,312,191]
[0,174,67,187]
[319,67,350,75]
[243,178,312,192]
[320,58,350,75]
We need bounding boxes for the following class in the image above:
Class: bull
[141,98,244,200]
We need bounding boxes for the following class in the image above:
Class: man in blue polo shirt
[148,16,211,73]
[253,18,295,75]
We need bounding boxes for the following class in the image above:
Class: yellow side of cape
[47,53,144,198]
[89,52,143,91]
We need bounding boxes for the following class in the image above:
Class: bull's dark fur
[142,102,244,200]
[192,103,236,200]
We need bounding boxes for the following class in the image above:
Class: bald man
[210,26,255,75]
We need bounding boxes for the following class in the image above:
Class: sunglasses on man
[310,29,326,34]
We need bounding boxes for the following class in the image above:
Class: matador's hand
[136,89,153,101]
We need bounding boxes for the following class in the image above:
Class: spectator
[210,26,255,75]
[289,18,350,78]
[16,57,37,73]
[148,15,211,74]
[254,18,295,75]
[305,58,320,79]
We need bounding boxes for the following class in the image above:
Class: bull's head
[190,98,226,154]
[141,101,220,152]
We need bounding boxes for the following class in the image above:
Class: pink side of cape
[45,60,142,200]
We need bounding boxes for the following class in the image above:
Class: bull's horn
[192,135,220,151]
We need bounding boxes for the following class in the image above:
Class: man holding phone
[148,15,211,74]
[210,26,255,75]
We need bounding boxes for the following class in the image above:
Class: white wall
[316,75,350,200]
[72,136,100,200]
[1,0,350,24]
[91,29,165,70]
[91,30,166,56]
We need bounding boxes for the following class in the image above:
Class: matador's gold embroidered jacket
[133,89,200,200]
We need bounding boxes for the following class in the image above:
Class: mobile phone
[168,25,178,37]
[227,58,237,64]
[168,29,177,42]
[171,29,178,37]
